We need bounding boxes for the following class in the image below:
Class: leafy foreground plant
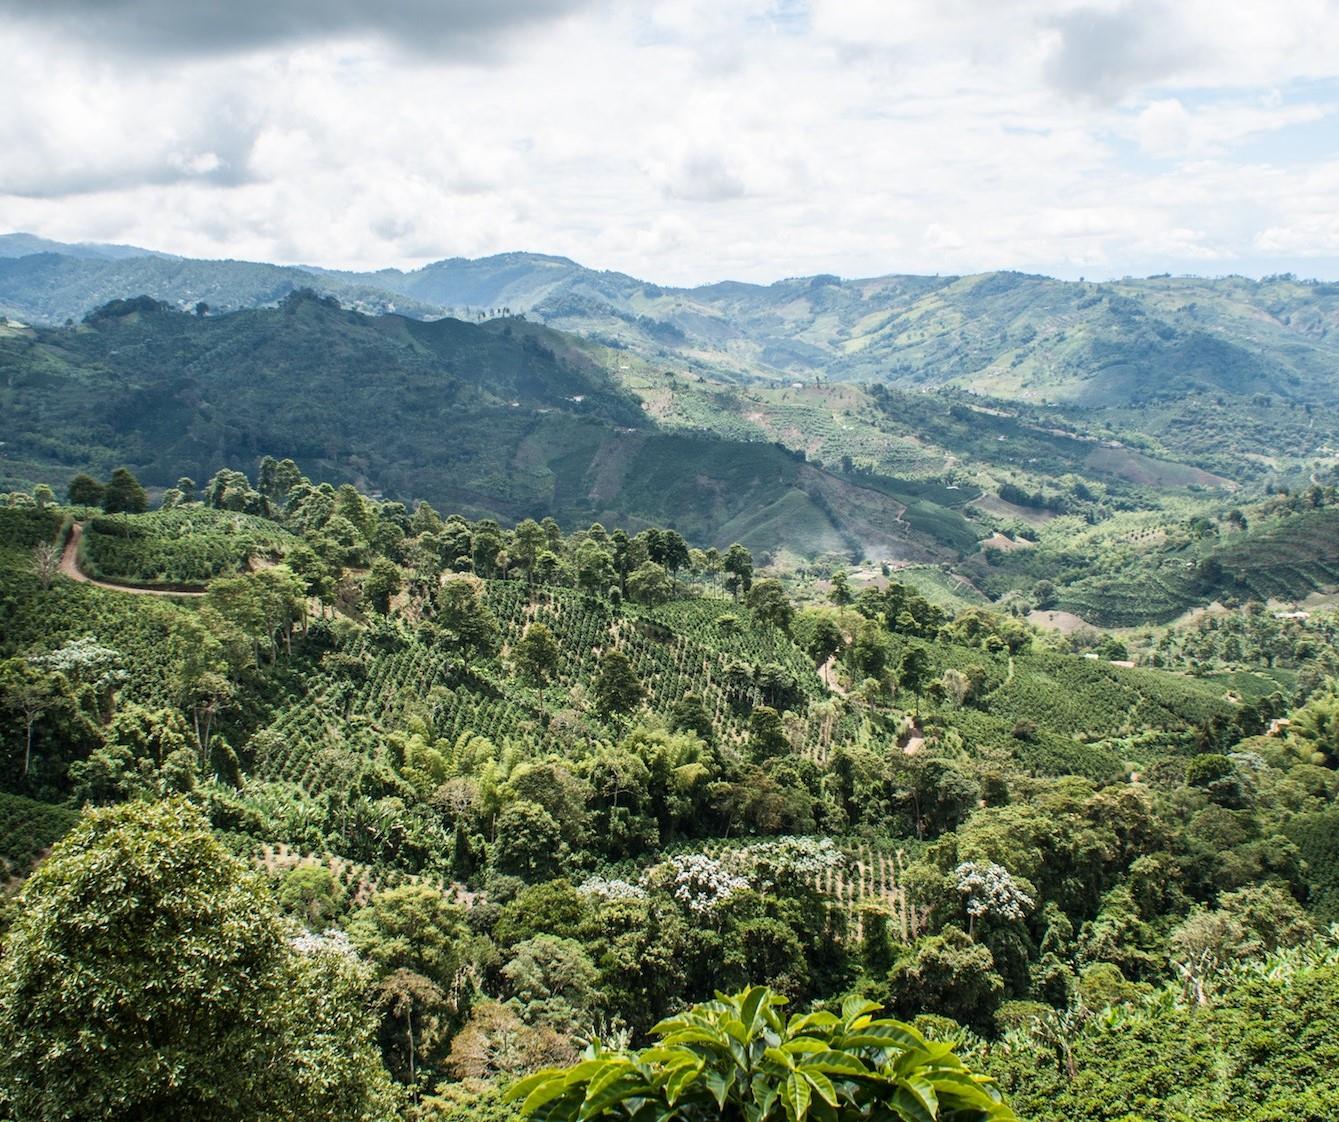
[507,986,1015,1122]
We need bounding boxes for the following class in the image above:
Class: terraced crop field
[80,507,299,586]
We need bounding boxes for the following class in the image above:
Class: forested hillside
[0,292,979,562]
[2,460,1338,1119]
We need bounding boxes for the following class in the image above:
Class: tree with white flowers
[954,860,1035,935]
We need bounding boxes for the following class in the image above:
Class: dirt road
[59,523,206,597]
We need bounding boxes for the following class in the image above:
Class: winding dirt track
[59,523,206,598]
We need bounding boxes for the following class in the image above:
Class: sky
[4,0,1339,285]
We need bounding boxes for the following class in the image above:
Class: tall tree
[897,645,932,716]
[723,542,754,600]
[364,557,403,615]
[746,578,794,634]
[101,467,148,514]
[0,799,398,1122]
[435,576,501,658]
[575,540,616,599]
[66,473,103,506]
[594,649,644,717]
[30,540,61,590]
[511,519,547,582]
[513,622,561,707]
[0,659,56,777]
[661,530,690,592]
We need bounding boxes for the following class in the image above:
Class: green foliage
[4,459,1339,1122]
[989,942,1339,1122]
[507,985,1015,1121]
[594,650,645,717]
[79,506,297,586]
[100,467,147,514]
[0,798,397,1121]
[0,792,77,879]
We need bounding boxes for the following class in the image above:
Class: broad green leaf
[788,1011,840,1036]
[664,1059,704,1104]
[803,1070,838,1107]
[740,986,770,1031]
[841,996,883,1022]
[703,1067,736,1108]
[782,1036,829,1055]
[889,1085,936,1122]
[784,1072,812,1122]
[579,1074,648,1120]
[902,1075,939,1118]
[521,1076,577,1116]
[506,1071,563,1102]
[804,1050,870,1076]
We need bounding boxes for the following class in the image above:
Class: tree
[507,985,1015,1122]
[941,668,972,706]
[594,649,644,717]
[1289,692,1339,768]
[0,659,57,778]
[626,561,672,605]
[101,467,148,514]
[493,800,564,880]
[830,569,854,606]
[30,540,61,589]
[206,468,265,515]
[747,578,794,633]
[723,542,754,600]
[575,540,616,598]
[31,483,54,509]
[513,622,561,706]
[512,518,547,581]
[660,530,690,592]
[206,567,306,661]
[169,614,236,759]
[347,883,475,1087]
[364,557,403,614]
[471,520,506,577]
[0,799,397,1121]
[435,575,501,657]
[277,864,344,929]
[888,926,1005,1033]
[669,692,715,743]
[847,619,889,679]
[897,645,931,714]
[748,705,790,761]
[347,883,473,994]
[66,473,104,506]
[501,934,601,1033]
[447,1001,577,1084]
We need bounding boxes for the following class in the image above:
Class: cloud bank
[4,0,1339,283]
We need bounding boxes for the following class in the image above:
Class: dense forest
[2,456,1337,1120]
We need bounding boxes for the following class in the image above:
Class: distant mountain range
[5,233,1339,415]
[3,232,1337,566]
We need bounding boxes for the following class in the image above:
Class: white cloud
[3,1,1339,282]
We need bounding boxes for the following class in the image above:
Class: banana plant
[506,985,1017,1122]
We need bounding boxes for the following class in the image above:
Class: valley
[1,239,1338,1122]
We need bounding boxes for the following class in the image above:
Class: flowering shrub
[652,853,750,914]
[289,928,358,958]
[954,861,1034,932]
[577,876,647,901]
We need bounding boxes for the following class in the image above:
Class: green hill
[3,468,1336,1116]
[0,293,970,559]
